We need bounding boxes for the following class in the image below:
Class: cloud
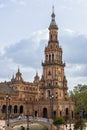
[65,63,87,77]
[59,29,87,64]
[2,29,48,68]
[10,0,26,6]
[0,3,6,9]
[68,76,87,91]
[0,28,87,89]
[0,29,48,82]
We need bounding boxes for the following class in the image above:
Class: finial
[12,74,14,79]
[49,6,58,30]
[52,5,54,13]
[51,5,55,20]
[18,66,20,73]
[36,71,38,76]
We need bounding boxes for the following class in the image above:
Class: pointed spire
[16,66,21,76]
[49,6,58,30]
[36,71,38,76]
[18,66,20,73]
[12,74,14,79]
[52,5,54,13]
[51,5,55,21]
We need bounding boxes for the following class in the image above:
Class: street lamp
[27,110,29,130]
[6,95,10,127]
[50,94,54,119]
[50,93,54,130]
[79,109,83,130]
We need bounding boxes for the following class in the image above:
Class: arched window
[49,54,51,63]
[47,90,50,97]
[14,105,18,113]
[50,34,52,40]
[48,71,51,76]
[46,55,48,61]
[52,54,54,62]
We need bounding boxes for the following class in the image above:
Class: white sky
[0,0,87,90]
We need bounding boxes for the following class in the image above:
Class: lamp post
[50,94,54,119]
[27,110,29,130]
[79,109,83,130]
[49,93,54,130]
[69,99,72,130]
[6,95,10,127]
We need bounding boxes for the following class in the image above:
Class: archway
[72,111,74,119]
[54,111,56,118]
[65,108,69,121]
[14,105,18,113]
[66,108,69,115]
[2,105,6,113]
[43,108,48,118]
[19,105,23,114]
[35,111,37,117]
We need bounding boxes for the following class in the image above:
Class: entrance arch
[66,108,69,115]
[2,105,6,113]
[43,108,48,118]
[19,105,23,114]
[65,108,69,121]
[14,105,18,113]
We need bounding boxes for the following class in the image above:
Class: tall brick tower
[38,7,74,120]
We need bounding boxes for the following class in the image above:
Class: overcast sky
[0,0,87,90]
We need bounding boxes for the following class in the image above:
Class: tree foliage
[69,84,87,118]
[53,117,66,129]
[74,115,86,130]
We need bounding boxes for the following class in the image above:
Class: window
[52,54,54,61]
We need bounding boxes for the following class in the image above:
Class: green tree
[74,115,86,130]
[69,84,87,119]
[53,117,66,130]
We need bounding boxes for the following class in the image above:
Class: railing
[10,116,51,124]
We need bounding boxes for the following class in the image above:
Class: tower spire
[52,5,54,14]
[49,6,58,30]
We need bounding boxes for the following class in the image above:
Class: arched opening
[49,54,51,63]
[72,111,74,119]
[50,34,52,40]
[35,111,37,117]
[54,111,56,118]
[43,108,48,118]
[52,54,54,62]
[46,55,48,62]
[19,105,23,114]
[47,90,50,97]
[66,108,69,115]
[2,105,6,113]
[60,111,62,117]
[65,108,69,121]
[14,105,18,113]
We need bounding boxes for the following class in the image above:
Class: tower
[39,8,74,119]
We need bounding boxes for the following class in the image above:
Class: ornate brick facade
[0,9,74,120]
